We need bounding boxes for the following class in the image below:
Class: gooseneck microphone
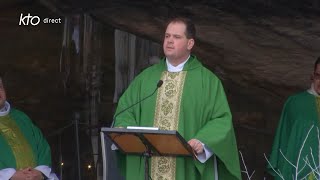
[111,80,163,128]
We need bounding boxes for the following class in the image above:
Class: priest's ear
[187,38,195,51]
[0,72,8,87]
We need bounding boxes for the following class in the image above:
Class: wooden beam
[38,0,66,16]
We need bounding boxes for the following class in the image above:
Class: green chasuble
[267,91,320,180]
[0,108,51,169]
[115,55,241,180]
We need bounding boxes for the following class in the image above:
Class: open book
[126,126,159,130]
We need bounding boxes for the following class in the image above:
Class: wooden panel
[110,133,146,153]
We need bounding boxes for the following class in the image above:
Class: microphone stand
[144,145,152,180]
[109,80,163,179]
[110,80,163,128]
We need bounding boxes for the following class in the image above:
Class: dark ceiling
[2,0,320,16]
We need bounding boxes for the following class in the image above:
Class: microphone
[111,80,163,128]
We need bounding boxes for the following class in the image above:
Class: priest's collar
[166,55,190,72]
[307,83,320,97]
[0,101,10,116]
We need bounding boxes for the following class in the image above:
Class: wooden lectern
[100,127,195,180]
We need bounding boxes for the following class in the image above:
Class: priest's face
[0,79,6,109]
[313,64,320,94]
[163,21,194,66]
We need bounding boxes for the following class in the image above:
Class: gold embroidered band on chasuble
[151,71,187,180]
[0,116,36,169]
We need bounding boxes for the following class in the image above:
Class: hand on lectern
[188,139,204,154]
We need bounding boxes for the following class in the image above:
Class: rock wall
[2,1,320,179]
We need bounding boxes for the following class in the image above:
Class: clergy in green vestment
[113,17,241,180]
[0,76,58,180]
[267,57,320,180]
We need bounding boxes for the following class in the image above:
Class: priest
[0,76,58,180]
[267,57,320,180]
[114,17,241,180]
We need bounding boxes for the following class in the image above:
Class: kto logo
[19,13,40,26]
